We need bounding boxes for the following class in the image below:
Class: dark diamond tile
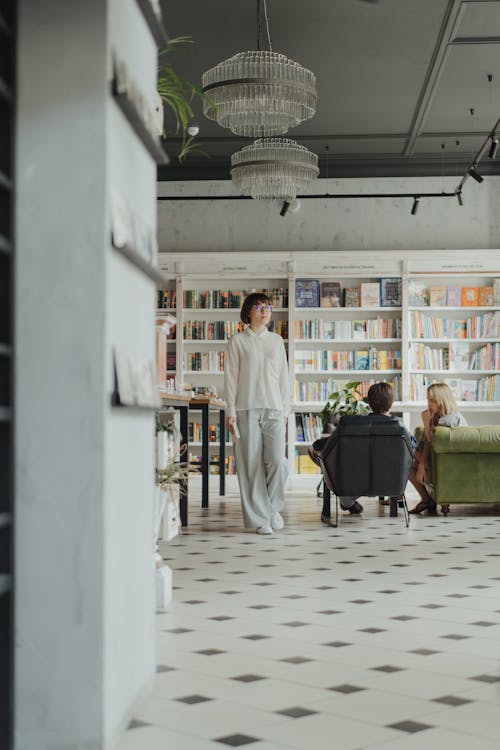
[280,656,313,664]
[156,664,176,673]
[378,590,400,594]
[409,648,440,656]
[315,585,335,590]
[247,604,273,609]
[388,720,433,733]
[164,627,192,634]
[349,599,372,604]
[215,733,260,746]
[196,649,226,655]
[282,594,306,599]
[318,609,342,615]
[276,706,318,719]
[253,582,274,587]
[470,674,500,683]
[329,684,366,694]
[232,674,267,683]
[323,641,352,648]
[420,604,445,609]
[196,578,216,582]
[359,627,386,634]
[210,616,235,621]
[128,719,150,729]
[469,621,498,627]
[433,695,473,707]
[176,694,213,704]
[221,590,242,595]
[372,665,405,673]
[282,621,309,627]
[440,634,470,640]
[242,634,270,640]
[391,615,417,621]
[447,593,469,598]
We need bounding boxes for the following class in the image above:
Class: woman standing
[224,292,289,534]
[409,382,467,514]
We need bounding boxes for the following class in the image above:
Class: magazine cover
[478,286,494,306]
[320,281,342,308]
[354,350,370,370]
[352,320,367,340]
[429,286,447,306]
[360,282,380,308]
[446,286,462,306]
[380,278,402,307]
[444,377,461,400]
[461,379,478,401]
[344,287,361,307]
[462,287,479,306]
[449,342,470,371]
[295,279,320,308]
[408,281,429,306]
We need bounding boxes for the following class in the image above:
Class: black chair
[318,414,414,528]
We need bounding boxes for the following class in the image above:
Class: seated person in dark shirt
[308,382,414,522]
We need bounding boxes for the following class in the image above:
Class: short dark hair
[367,382,394,413]
[240,292,271,324]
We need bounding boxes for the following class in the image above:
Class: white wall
[157,176,500,253]
[104,0,157,742]
[15,1,158,748]
[15,2,107,748]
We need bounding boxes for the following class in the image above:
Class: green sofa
[423,425,500,514]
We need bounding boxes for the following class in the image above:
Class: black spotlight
[488,137,499,160]
[468,166,484,183]
[280,201,290,217]
[411,197,420,215]
[457,192,464,206]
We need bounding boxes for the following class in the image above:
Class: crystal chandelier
[231,138,319,201]
[201,1,317,137]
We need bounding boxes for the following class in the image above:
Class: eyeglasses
[252,304,273,313]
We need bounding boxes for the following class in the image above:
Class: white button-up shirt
[224,327,289,418]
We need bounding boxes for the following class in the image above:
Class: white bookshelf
[157,251,500,479]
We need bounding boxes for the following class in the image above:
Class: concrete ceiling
[158,0,500,180]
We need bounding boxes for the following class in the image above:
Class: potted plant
[320,381,370,433]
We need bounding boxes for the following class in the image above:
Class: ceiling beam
[403,0,463,156]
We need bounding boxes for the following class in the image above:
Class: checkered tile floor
[116,480,500,750]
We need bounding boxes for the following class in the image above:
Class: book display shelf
[157,251,500,481]
[406,265,500,410]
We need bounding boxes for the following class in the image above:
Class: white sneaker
[256,524,273,535]
[271,512,285,530]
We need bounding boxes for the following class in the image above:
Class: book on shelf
[354,350,370,370]
[296,279,320,308]
[380,277,402,307]
[444,377,461,400]
[344,287,361,307]
[429,286,447,306]
[352,320,367,340]
[448,342,469,371]
[461,379,478,401]
[408,281,428,306]
[320,281,342,308]
[446,286,461,306]
[494,279,500,305]
[462,287,479,306]
[360,282,380,308]
[478,286,494,306]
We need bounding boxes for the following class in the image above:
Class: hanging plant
[157,36,212,162]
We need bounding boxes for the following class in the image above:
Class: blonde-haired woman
[409,382,467,514]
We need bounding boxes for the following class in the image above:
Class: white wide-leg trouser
[234,409,286,528]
